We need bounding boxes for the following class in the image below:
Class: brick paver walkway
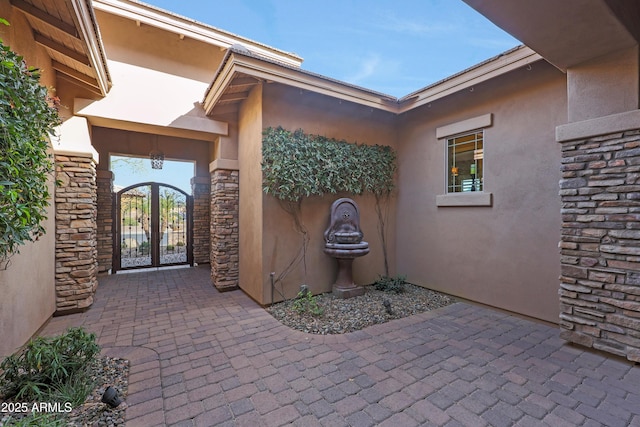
[42,266,640,426]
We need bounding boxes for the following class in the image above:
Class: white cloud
[380,16,457,36]
[345,53,382,85]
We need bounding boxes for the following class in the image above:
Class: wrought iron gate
[114,182,193,272]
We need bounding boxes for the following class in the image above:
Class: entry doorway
[114,182,193,272]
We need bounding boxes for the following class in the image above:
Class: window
[447,131,483,193]
[436,114,492,206]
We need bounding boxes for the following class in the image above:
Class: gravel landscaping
[267,283,455,334]
[0,356,128,427]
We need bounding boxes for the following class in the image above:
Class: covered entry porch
[54,123,240,314]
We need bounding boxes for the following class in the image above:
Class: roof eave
[396,45,543,113]
[93,0,303,68]
[203,51,399,116]
[71,0,111,96]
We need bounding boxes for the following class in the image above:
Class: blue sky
[141,0,521,97]
[114,1,520,192]
[111,156,195,193]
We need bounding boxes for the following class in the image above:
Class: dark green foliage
[262,127,396,202]
[0,24,61,266]
[0,327,100,402]
[138,240,150,254]
[374,275,407,294]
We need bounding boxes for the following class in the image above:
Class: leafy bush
[262,127,396,201]
[374,275,407,294]
[0,327,100,402]
[292,287,324,317]
[138,240,150,254]
[0,21,61,267]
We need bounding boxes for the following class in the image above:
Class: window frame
[445,130,484,194]
[435,114,493,207]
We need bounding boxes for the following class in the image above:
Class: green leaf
[0,37,58,264]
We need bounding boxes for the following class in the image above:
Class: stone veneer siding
[191,177,211,265]
[96,171,114,274]
[210,169,239,291]
[54,154,98,314]
[559,129,640,362]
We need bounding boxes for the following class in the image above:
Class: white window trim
[436,113,493,207]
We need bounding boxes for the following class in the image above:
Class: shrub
[0,327,100,402]
[373,275,407,294]
[0,22,61,267]
[292,287,324,317]
[138,240,150,254]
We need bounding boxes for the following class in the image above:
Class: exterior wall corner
[558,127,640,362]
[210,168,239,292]
[54,153,98,314]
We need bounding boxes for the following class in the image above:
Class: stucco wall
[396,62,566,323]
[237,85,264,302]
[95,10,224,84]
[76,11,226,143]
[260,84,398,304]
[92,127,209,178]
[0,2,56,358]
[567,46,639,123]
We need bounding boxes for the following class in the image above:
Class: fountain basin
[334,232,363,244]
[323,198,370,299]
[324,242,370,259]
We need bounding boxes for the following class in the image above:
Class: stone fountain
[324,198,369,298]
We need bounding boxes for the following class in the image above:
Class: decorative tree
[262,127,396,294]
[0,20,61,268]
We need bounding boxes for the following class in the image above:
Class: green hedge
[262,127,396,202]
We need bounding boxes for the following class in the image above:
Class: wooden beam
[56,72,103,96]
[229,77,260,89]
[34,33,90,66]
[52,60,99,89]
[10,0,78,38]
[219,92,249,103]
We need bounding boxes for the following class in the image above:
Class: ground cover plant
[0,327,99,403]
[0,328,128,426]
[373,274,407,294]
[267,281,454,334]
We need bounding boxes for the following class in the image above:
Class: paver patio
[41,266,640,426]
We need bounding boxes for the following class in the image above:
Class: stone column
[210,164,239,291]
[96,170,114,274]
[54,153,98,314]
[191,176,211,265]
[558,125,640,362]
